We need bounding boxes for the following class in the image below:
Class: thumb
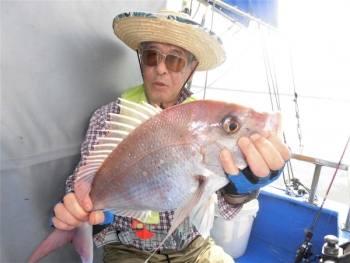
[220,149,239,175]
[89,210,105,225]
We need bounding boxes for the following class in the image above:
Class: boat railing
[291,153,350,231]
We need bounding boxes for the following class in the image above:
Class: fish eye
[222,117,241,133]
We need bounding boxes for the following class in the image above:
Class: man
[51,10,291,263]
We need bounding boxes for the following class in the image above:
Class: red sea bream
[29,99,282,263]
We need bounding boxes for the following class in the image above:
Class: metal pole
[344,166,350,231]
[343,207,350,231]
[294,135,350,263]
[197,0,279,32]
[308,164,322,204]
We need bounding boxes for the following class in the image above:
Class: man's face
[141,42,197,108]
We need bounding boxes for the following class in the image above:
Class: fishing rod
[294,135,350,263]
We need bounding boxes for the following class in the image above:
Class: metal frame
[291,153,350,231]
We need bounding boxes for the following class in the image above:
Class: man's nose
[155,54,168,74]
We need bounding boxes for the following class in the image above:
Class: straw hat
[113,10,226,71]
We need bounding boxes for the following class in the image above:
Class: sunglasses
[141,49,187,73]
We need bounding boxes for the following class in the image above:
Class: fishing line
[285,36,304,154]
[311,136,350,230]
[202,0,216,99]
[270,37,281,111]
[191,0,200,20]
[218,23,242,39]
[191,28,259,99]
[259,25,299,189]
[259,28,274,111]
[208,27,258,88]
[259,26,280,112]
[192,6,260,96]
[189,0,193,16]
[294,135,350,263]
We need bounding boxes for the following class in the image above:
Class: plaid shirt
[65,85,258,250]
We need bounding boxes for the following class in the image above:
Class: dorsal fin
[109,113,142,126]
[105,121,135,132]
[74,99,161,206]
[97,137,123,145]
[93,143,119,151]
[119,98,162,116]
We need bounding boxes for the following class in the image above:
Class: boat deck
[234,186,348,262]
[236,237,295,262]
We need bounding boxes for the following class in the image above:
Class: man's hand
[220,131,291,196]
[220,131,291,176]
[51,192,105,230]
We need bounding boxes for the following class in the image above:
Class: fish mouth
[275,111,283,139]
[266,111,283,139]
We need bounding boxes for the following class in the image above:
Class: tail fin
[29,221,93,263]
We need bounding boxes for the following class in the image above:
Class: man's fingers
[51,216,76,230]
[63,193,89,221]
[220,149,239,175]
[249,133,285,172]
[261,131,291,161]
[238,135,270,177]
[51,192,104,230]
[239,132,290,178]
[72,190,94,212]
[53,202,84,228]
[53,204,105,229]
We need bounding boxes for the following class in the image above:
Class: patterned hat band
[113,10,226,71]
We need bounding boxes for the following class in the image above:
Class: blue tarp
[209,0,278,27]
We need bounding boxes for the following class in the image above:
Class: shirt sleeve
[65,101,120,193]
[216,189,259,220]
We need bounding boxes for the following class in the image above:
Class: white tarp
[1,1,166,262]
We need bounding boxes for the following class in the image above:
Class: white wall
[1,1,166,262]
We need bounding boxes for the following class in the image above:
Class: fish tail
[29,221,93,263]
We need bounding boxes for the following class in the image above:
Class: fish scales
[91,102,215,212]
[29,99,281,263]
[85,99,281,259]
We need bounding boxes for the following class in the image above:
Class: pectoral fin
[189,194,215,238]
[144,176,208,263]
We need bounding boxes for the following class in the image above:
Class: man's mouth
[152,81,167,90]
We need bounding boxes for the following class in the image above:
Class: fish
[28,99,282,263]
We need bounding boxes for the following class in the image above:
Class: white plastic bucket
[210,198,259,258]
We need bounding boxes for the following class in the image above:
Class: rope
[203,26,258,89]
[202,0,216,99]
[258,26,305,193]
[259,27,282,111]
[191,0,201,20]
[194,2,307,199]
[288,44,304,153]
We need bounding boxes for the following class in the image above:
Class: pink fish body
[29,99,281,263]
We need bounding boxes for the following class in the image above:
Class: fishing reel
[295,235,350,263]
[294,231,321,263]
[295,241,321,262]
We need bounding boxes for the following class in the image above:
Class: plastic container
[210,198,259,258]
